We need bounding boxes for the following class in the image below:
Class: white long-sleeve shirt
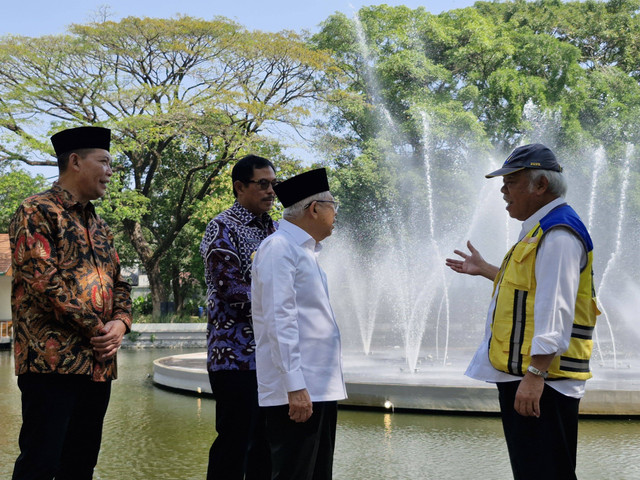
[465,197,589,398]
[251,219,347,406]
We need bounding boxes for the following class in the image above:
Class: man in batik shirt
[200,154,278,480]
[10,126,132,479]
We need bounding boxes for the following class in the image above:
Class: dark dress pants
[497,380,580,480]
[263,401,338,480]
[207,370,271,480]
[12,373,112,480]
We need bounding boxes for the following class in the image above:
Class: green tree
[312,1,640,239]
[0,165,48,232]
[0,16,334,316]
[316,0,640,153]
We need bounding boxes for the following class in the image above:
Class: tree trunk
[146,260,167,320]
[123,219,168,319]
[171,263,184,315]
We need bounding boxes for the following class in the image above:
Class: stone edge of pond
[122,322,207,349]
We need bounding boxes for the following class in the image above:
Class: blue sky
[1,0,478,37]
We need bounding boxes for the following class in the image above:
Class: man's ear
[233,180,246,196]
[536,175,549,193]
[68,152,81,172]
[306,201,318,218]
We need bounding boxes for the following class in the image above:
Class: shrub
[132,294,153,315]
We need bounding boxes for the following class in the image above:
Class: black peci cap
[51,126,111,156]
[486,143,562,178]
[274,168,330,208]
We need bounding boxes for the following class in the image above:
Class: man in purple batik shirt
[200,154,278,480]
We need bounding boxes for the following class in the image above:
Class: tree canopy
[314,0,640,155]
[2,2,640,316]
[0,164,48,232]
[0,16,334,315]
[311,0,640,239]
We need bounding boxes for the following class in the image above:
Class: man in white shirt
[446,144,598,480]
[251,168,346,480]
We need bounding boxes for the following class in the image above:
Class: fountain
[317,96,640,413]
[154,105,640,415]
[153,17,640,416]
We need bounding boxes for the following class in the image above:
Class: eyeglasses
[304,200,339,212]
[246,179,281,190]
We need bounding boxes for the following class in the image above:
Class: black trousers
[497,381,580,480]
[12,373,111,480]
[207,370,271,480]
[263,401,338,480]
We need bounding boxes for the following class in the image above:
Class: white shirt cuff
[284,370,306,392]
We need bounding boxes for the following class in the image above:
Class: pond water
[1,348,639,479]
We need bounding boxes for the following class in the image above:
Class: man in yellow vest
[446,143,598,480]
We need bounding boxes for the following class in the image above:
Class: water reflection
[1,349,639,479]
[383,412,392,440]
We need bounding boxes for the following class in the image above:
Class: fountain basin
[153,351,640,416]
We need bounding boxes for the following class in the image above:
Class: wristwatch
[527,365,548,379]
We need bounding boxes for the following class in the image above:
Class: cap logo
[530,162,541,166]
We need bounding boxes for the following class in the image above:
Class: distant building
[121,265,150,298]
[0,234,13,349]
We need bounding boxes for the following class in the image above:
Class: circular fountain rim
[152,351,640,416]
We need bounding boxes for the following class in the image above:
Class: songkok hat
[485,143,562,178]
[51,126,111,156]
[274,168,330,208]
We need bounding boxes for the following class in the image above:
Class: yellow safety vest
[488,204,599,380]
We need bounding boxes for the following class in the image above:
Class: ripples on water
[1,349,639,479]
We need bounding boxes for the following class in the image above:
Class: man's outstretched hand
[445,241,499,281]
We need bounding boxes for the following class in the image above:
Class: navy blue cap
[274,168,330,208]
[51,126,111,156]
[486,143,562,178]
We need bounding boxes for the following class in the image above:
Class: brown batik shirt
[9,185,132,382]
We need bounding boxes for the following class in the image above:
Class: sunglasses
[246,179,281,190]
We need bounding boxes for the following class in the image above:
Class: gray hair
[527,169,567,197]
[283,191,332,221]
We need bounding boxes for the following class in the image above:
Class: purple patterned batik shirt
[200,201,277,372]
